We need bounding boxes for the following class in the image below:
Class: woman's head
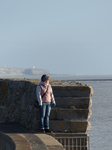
[41,74,49,83]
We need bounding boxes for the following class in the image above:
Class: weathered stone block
[0,79,92,136]
[52,86,93,97]
[50,108,92,120]
[33,120,91,133]
[49,120,91,133]
[32,108,92,121]
[55,97,92,109]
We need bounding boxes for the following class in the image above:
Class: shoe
[45,129,52,133]
[40,129,45,133]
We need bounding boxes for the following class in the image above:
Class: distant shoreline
[1,76,112,82]
[69,79,112,81]
[1,74,112,81]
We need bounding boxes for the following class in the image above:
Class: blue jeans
[39,102,51,129]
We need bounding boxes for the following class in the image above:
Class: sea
[52,75,112,150]
[84,80,112,150]
[1,74,112,150]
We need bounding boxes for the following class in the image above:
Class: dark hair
[41,74,49,82]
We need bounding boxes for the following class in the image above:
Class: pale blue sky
[0,0,112,74]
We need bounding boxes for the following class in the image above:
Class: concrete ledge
[0,132,88,150]
[55,97,92,109]
[0,132,15,150]
[34,108,92,121]
[22,134,48,150]
[8,134,31,150]
[36,134,65,150]
[33,120,91,133]
[52,133,88,137]
[53,86,93,97]
[49,120,91,133]
[50,108,92,120]
[7,133,65,150]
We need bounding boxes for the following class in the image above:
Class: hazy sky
[0,0,112,74]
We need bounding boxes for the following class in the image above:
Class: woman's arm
[36,85,42,106]
[50,85,56,105]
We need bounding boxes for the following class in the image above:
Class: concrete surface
[0,123,64,150]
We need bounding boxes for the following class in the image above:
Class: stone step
[49,120,91,133]
[52,133,88,137]
[35,108,92,120]
[55,97,92,109]
[35,134,65,150]
[50,108,92,120]
[32,120,91,133]
[52,86,93,97]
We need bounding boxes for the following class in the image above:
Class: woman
[36,74,56,133]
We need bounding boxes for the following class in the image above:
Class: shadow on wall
[0,79,39,132]
[0,132,15,150]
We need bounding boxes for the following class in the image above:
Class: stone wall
[0,79,93,133]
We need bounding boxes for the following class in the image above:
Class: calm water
[84,81,112,150]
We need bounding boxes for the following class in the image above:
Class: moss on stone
[77,122,86,131]
[80,87,89,91]
[1,82,8,98]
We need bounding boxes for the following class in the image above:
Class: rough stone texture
[22,134,48,150]
[10,133,65,150]
[50,120,91,133]
[8,134,31,150]
[55,97,92,109]
[24,120,91,133]
[50,108,92,120]
[0,79,93,133]
[26,108,91,121]
[53,86,93,97]
[0,78,92,149]
[0,122,28,133]
[0,123,65,150]
[36,134,64,150]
